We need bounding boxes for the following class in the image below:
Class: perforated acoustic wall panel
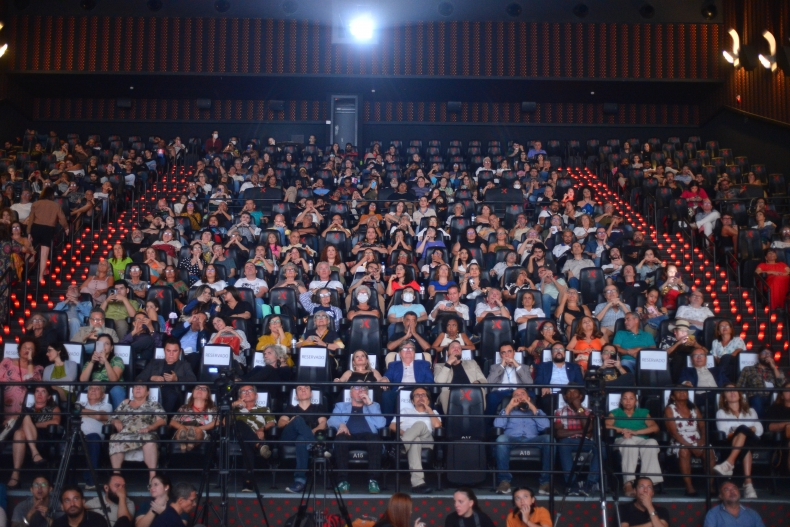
[9,17,721,80]
[32,98,328,122]
[363,101,699,126]
[32,98,698,126]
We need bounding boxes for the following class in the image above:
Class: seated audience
[664,386,716,496]
[617,477,669,527]
[71,307,120,343]
[494,388,550,495]
[79,334,126,409]
[7,386,60,490]
[736,347,785,418]
[660,319,708,383]
[506,486,553,527]
[713,384,763,499]
[327,385,387,494]
[389,386,442,494]
[566,316,606,374]
[605,390,663,498]
[109,384,167,481]
[767,380,790,475]
[446,488,497,527]
[434,341,486,413]
[703,480,766,527]
[84,474,135,527]
[533,343,584,415]
[612,313,655,374]
[277,385,328,494]
[593,285,631,338]
[232,384,275,493]
[675,290,714,332]
[10,475,61,527]
[135,339,196,414]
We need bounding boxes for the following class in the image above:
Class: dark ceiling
[7,0,722,25]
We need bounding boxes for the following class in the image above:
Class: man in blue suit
[327,385,387,494]
[381,342,434,424]
[533,342,584,415]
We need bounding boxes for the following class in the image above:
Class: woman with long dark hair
[26,186,69,283]
[445,488,496,527]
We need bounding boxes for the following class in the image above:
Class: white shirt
[716,408,763,437]
[553,243,572,259]
[399,404,441,432]
[549,363,569,392]
[514,307,546,331]
[401,363,416,383]
[429,301,470,322]
[235,277,269,295]
[475,302,506,319]
[308,279,344,292]
[81,400,113,436]
[193,280,228,292]
[11,202,32,221]
[676,305,714,327]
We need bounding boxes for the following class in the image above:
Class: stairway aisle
[1,166,189,345]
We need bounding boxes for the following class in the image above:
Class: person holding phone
[79,334,126,409]
[135,338,196,414]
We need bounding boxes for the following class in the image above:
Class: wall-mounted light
[722,29,758,70]
[758,30,790,74]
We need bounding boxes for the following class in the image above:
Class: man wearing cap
[537,384,603,497]
[613,312,656,373]
[659,319,708,383]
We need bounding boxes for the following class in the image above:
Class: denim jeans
[495,434,551,484]
[568,277,580,289]
[280,416,316,483]
[485,389,515,416]
[109,385,126,410]
[542,294,557,318]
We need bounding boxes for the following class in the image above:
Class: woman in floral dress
[109,384,167,481]
[664,386,715,496]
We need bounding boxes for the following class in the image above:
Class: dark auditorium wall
[7,16,721,80]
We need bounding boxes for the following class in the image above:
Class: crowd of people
[0,132,786,525]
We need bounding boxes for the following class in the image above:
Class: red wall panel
[9,16,721,80]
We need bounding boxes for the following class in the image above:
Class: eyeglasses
[131,267,140,272]
[194,386,208,392]
[239,389,255,395]
[413,393,428,399]
[319,293,330,298]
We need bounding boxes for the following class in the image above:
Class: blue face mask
[430,176,437,185]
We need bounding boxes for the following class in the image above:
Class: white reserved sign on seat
[3,343,18,359]
[300,347,327,368]
[739,353,758,370]
[203,346,231,366]
[639,350,668,371]
[64,344,83,365]
[114,345,131,365]
[542,349,571,363]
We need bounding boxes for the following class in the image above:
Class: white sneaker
[743,483,757,499]
[713,461,734,476]
[0,418,16,441]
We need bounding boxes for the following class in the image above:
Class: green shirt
[234,404,274,432]
[612,330,655,362]
[105,299,142,321]
[109,257,133,281]
[83,355,125,382]
[610,407,650,439]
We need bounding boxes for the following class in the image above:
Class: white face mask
[213,134,218,139]
[513,183,521,189]
[403,293,414,303]
[231,140,237,145]
[357,293,369,303]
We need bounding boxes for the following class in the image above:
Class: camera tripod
[288,439,354,527]
[555,379,623,527]
[49,408,113,527]
[190,402,270,527]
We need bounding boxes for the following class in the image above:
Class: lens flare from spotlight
[349,16,375,42]
[0,44,7,58]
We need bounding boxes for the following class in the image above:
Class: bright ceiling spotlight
[348,15,375,42]
[0,44,7,58]
[723,29,740,67]
[759,30,777,71]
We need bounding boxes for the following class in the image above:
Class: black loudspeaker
[603,103,619,115]
[447,101,462,113]
[116,98,132,109]
[269,100,285,112]
[520,101,536,113]
[196,98,212,109]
